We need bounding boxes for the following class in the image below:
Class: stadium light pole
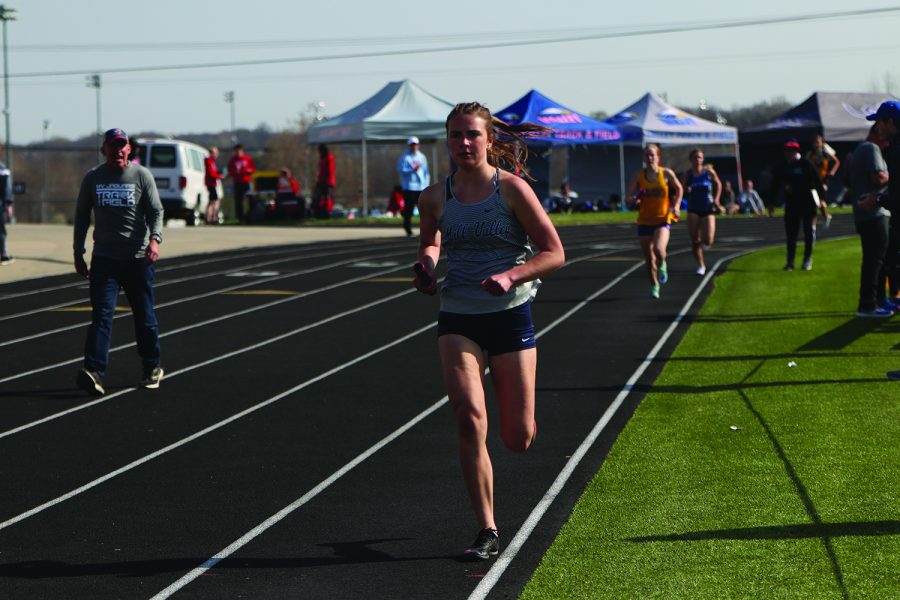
[224,90,235,143]
[41,119,49,222]
[86,74,101,158]
[0,5,16,173]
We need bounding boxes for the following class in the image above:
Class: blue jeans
[84,255,160,375]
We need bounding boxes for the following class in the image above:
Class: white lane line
[0,321,437,532]
[0,259,410,385]
[0,250,627,537]
[149,258,644,599]
[468,251,751,600]
[0,242,408,303]
[150,393,452,600]
[0,286,420,440]
[0,251,615,446]
[0,248,614,387]
[0,248,412,350]
[0,243,407,320]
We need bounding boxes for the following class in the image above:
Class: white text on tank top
[438,172,536,314]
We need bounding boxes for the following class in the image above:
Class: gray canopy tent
[741,91,898,143]
[306,79,454,213]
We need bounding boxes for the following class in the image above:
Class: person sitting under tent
[737,180,765,215]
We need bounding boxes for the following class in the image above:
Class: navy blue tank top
[685,168,714,213]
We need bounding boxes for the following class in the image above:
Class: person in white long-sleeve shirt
[398,136,430,237]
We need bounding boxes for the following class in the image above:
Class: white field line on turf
[0,259,412,386]
[0,248,412,349]
[148,258,644,599]
[468,251,753,600]
[0,242,406,321]
[0,322,438,532]
[0,251,613,529]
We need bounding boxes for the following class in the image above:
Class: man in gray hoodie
[73,128,164,395]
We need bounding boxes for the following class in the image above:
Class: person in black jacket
[771,139,825,271]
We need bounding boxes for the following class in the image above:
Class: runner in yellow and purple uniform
[627,144,683,298]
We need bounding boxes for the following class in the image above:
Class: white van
[133,138,223,225]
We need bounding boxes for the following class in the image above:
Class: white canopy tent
[608,92,738,146]
[307,79,454,213]
[569,93,741,204]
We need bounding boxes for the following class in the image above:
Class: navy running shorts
[637,222,671,236]
[688,208,716,217]
[438,301,536,355]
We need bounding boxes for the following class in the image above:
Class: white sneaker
[140,366,164,389]
[696,266,706,276]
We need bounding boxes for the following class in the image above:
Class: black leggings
[402,189,421,236]
[856,216,890,311]
[784,211,816,267]
[886,220,900,297]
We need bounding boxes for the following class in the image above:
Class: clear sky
[5,0,900,144]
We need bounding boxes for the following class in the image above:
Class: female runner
[681,148,723,275]
[627,144,683,298]
[413,102,565,560]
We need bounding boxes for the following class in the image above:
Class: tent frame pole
[361,138,368,216]
[618,142,626,211]
[431,143,438,184]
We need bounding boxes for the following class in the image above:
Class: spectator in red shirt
[277,167,300,197]
[204,147,223,224]
[277,167,303,219]
[313,144,335,219]
[387,185,405,217]
[226,144,256,223]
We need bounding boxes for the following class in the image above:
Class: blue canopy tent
[495,90,623,203]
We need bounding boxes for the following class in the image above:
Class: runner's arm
[483,174,565,296]
[415,183,442,295]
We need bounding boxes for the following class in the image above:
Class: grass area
[521,237,900,599]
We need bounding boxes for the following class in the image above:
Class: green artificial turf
[522,238,900,599]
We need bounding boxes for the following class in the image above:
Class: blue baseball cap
[866,100,900,121]
[104,128,128,143]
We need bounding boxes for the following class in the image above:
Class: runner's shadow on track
[0,539,463,579]
[0,388,91,401]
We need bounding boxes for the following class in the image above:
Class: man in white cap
[397,136,429,237]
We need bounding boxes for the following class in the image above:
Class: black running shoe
[76,368,105,396]
[463,528,499,561]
